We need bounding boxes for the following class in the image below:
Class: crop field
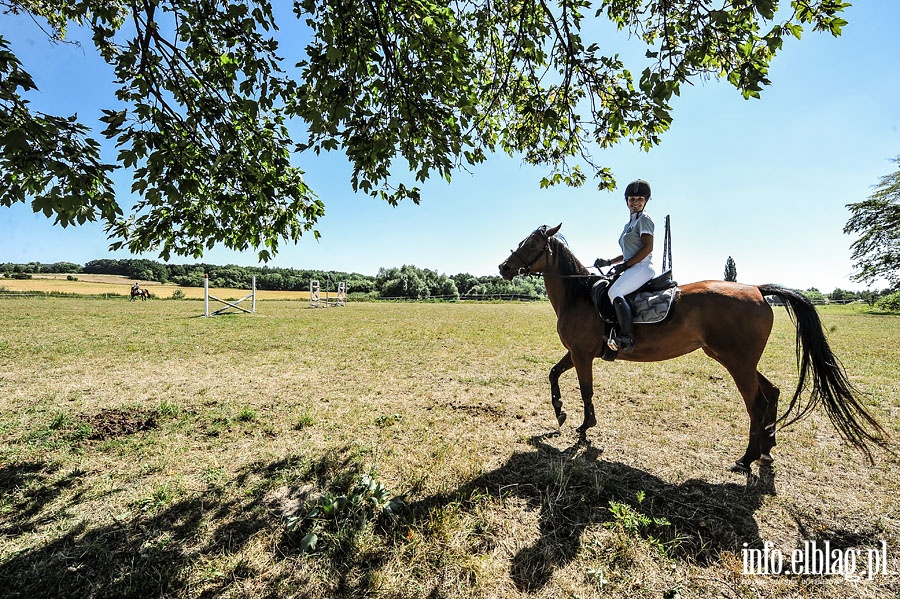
[1,273,311,301]
[0,296,898,598]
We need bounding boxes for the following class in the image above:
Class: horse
[498,224,887,472]
[130,288,150,301]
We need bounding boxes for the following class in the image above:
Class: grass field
[0,296,898,598]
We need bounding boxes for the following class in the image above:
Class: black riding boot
[609,297,635,352]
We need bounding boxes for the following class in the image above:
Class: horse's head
[499,223,562,279]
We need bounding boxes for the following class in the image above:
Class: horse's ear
[547,223,562,237]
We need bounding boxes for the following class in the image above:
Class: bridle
[505,228,606,280]
[506,231,553,276]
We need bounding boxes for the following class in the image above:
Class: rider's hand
[611,262,629,275]
[594,258,612,269]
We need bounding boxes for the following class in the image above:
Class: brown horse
[130,288,150,301]
[499,224,887,472]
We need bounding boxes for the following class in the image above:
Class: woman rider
[594,179,656,352]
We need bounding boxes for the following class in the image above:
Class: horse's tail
[757,284,887,461]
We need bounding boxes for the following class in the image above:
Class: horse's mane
[548,235,596,298]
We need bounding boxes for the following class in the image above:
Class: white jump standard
[309,279,347,308]
[203,274,256,316]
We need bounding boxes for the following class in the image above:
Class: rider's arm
[623,234,654,267]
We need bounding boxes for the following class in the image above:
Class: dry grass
[1,273,311,300]
[0,298,898,598]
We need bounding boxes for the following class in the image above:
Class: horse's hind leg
[729,366,788,472]
[549,352,573,426]
[729,367,768,473]
[704,348,768,472]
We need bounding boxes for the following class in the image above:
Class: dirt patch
[444,400,507,420]
[82,408,158,440]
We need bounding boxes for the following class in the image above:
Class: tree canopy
[1,0,851,261]
[844,156,900,288]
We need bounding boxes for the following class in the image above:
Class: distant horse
[130,288,150,301]
[499,224,886,472]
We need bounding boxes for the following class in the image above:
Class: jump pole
[204,274,256,316]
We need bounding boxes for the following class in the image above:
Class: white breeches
[608,262,656,301]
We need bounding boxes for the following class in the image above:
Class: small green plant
[605,491,674,556]
[66,275,78,281]
[171,289,186,300]
[41,413,92,445]
[236,407,257,422]
[156,400,182,418]
[201,466,226,485]
[139,482,183,513]
[286,473,405,554]
[293,411,314,430]
[49,412,72,430]
[375,413,402,427]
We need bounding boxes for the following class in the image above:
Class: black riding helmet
[624,179,651,199]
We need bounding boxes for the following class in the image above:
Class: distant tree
[345,275,375,295]
[45,261,82,273]
[724,256,737,282]
[829,288,848,302]
[375,265,458,300]
[465,275,546,299]
[875,291,900,312]
[452,273,479,296]
[845,156,900,288]
[860,290,879,306]
[803,287,826,303]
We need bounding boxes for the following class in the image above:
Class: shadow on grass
[0,453,334,599]
[0,434,780,597]
[404,432,776,593]
[0,461,251,598]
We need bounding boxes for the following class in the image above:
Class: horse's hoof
[756,453,774,465]
[729,461,750,474]
[556,411,567,426]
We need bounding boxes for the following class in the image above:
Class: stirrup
[607,334,633,352]
[607,328,618,351]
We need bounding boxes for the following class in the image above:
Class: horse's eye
[529,242,536,250]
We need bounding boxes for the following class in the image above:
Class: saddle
[590,271,678,360]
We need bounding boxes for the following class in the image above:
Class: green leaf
[299,532,318,552]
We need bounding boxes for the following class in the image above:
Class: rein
[507,235,600,279]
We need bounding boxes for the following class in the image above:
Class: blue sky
[1,3,898,291]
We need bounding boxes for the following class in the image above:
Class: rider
[594,179,656,352]
[132,281,141,293]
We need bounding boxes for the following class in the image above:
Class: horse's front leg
[549,352,573,426]
[572,352,597,435]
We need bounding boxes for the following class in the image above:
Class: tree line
[6,259,895,306]
[0,259,546,301]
